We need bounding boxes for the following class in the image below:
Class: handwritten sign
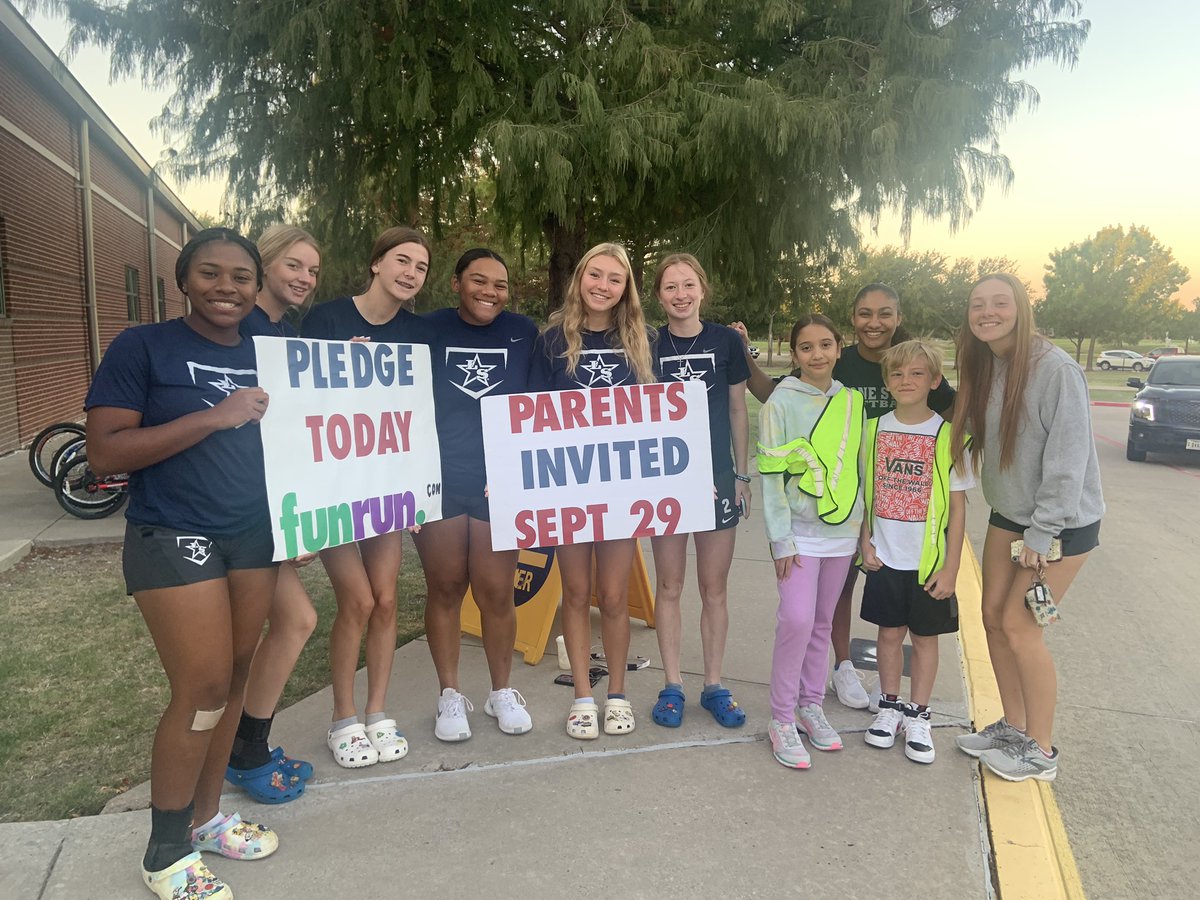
[481,382,714,550]
[254,336,442,560]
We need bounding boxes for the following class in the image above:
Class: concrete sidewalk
[0,450,124,571]
[0,474,1000,899]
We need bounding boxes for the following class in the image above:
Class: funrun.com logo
[277,489,422,558]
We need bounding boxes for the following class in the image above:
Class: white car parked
[1097,349,1154,371]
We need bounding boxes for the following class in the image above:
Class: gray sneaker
[980,738,1059,782]
[955,717,1024,758]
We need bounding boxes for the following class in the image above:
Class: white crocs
[327,722,379,768]
[365,717,409,762]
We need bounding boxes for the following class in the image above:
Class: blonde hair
[951,273,1045,474]
[880,339,944,381]
[652,252,710,302]
[256,224,320,268]
[546,242,655,384]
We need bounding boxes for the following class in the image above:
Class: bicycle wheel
[54,454,128,519]
[28,422,86,487]
[50,436,87,483]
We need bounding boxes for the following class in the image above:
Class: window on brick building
[156,276,166,322]
[125,266,140,321]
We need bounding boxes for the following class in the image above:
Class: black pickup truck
[1126,356,1200,461]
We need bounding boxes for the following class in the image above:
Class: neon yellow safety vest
[862,418,972,582]
[756,387,865,526]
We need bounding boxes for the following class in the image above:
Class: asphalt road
[966,404,1198,899]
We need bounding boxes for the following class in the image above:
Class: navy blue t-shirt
[239,304,299,339]
[833,343,956,419]
[529,326,643,391]
[654,321,750,475]
[84,319,268,535]
[425,307,539,495]
[302,295,434,346]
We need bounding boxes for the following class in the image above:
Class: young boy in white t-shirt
[858,340,973,764]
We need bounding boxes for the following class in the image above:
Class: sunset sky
[26,0,1200,303]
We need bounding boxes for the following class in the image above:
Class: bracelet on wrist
[734,473,751,483]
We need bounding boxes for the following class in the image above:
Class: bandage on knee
[190,705,226,731]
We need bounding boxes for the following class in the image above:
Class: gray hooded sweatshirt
[981,342,1105,554]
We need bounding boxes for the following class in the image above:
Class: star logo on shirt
[671,358,707,382]
[457,354,497,388]
[444,346,509,399]
[580,356,620,386]
[186,362,257,408]
[208,373,242,396]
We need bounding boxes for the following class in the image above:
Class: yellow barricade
[461,541,655,665]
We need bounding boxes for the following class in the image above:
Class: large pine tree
[52,0,1088,307]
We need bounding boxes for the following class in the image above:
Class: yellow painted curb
[956,540,1086,900]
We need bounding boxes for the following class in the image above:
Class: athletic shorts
[712,468,740,532]
[123,521,277,594]
[860,563,959,636]
[441,489,491,522]
[988,511,1101,557]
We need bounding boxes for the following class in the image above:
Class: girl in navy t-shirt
[413,249,539,741]
[301,226,432,770]
[85,228,279,900]
[529,243,656,740]
[648,253,751,730]
[226,225,322,801]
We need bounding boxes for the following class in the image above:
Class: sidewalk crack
[36,833,66,900]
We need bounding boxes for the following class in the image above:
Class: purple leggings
[768,554,854,722]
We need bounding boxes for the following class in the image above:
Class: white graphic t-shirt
[869,411,973,571]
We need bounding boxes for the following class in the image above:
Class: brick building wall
[0,9,199,455]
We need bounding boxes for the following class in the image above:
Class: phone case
[1010,538,1063,562]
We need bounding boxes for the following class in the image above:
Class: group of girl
[85,220,1101,898]
[89,227,758,899]
[738,276,1101,777]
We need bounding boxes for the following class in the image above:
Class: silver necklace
[667,325,702,357]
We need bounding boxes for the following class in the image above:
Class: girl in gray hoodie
[951,273,1103,783]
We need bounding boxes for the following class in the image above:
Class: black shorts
[988,511,1101,557]
[860,564,959,636]
[123,521,277,594]
[441,489,491,522]
[712,468,740,532]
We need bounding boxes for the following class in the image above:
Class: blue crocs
[700,687,746,728]
[270,746,314,781]
[652,685,686,727]
[225,759,305,805]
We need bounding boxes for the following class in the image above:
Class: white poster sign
[254,336,442,561]
[481,382,714,550]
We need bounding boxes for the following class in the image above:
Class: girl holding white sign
[757,314,866,770]
[301,226,434,769]
[529,242,655,739]
[648,253,752,729]
[85,228,280,900]
[225,225,321,802]
[414,248,539,741]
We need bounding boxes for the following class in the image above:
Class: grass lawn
[0,538,427,823]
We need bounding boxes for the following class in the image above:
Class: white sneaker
[767,718,811,769]
[435,687,474,742]
[830,660,870,709]
[867,677,882,713]
[485,687,532,735]
[904,707,935,764]
[796,703,843,751]
[865,704,905,749]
